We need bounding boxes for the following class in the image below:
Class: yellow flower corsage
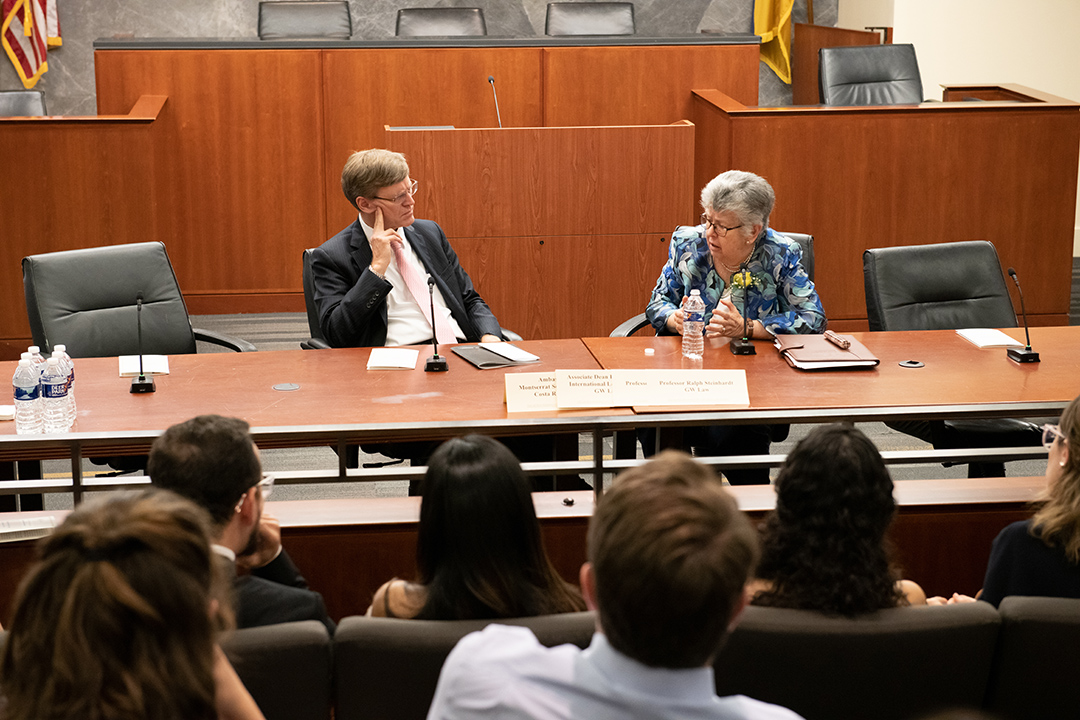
[730,270,755,290]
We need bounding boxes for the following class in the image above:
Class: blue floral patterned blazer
[646,226,826,336]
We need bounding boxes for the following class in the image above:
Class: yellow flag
[754,0,794,84]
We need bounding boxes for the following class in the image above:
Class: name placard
[556,369,748,409]
[505,372,559,413]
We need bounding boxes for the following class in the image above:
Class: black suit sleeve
[310,227,392,348]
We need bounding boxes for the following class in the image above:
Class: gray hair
[701,170,775,231]
[341,149,410,211]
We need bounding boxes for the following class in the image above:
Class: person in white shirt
[427,450,804,720]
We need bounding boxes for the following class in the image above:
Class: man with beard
[147,414,334,632]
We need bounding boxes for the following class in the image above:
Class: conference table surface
[0,328,1076,466]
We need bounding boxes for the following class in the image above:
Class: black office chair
[395,8,487,37]
[0,90,46,117]
[23,242,256,358]
[863,240,1041,477]
[544,2,635,36]
[257,1,352,39]
[819,44,923,106]
[610,231,814,338]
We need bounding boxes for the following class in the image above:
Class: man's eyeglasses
[372,180,419,205]
[236,474,275,512]
[701,213,743,236]
[1042,424,1067,451]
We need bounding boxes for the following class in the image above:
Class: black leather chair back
[334,611,595,720]
[22,242,198,358]
[819,43,922,106]
[258,1,352,39]
[396,7,487,37]
[222,620,333,720]
[301,248,328,347]
[545,2,635,36]
[863,240,1017,331]
[715,603,1001,720]
[0,89,46,116]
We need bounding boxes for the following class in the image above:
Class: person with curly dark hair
[750,423,926,616]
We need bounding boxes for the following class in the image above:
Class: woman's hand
[665,296,688,335]
[707,297,745,338]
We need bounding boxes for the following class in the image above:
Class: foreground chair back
[985,596,1080,720]
[714,603,1001,720]
[396,7,487,37]
[222,620,333,720]
[23,241,255,357]
[258,1,352,39]
[0,89,46,116]
[301,248,330,349]
[334,612,595,720]
[819,43,923,106]
[545,2,635,35]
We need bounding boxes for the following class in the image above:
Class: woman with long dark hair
[751,424,926,616]
[368,434,585,619]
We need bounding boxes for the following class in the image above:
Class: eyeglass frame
[1042,423,1067,451]
[235,473,275,512]
[371,179,419,205]
[701,212,743,236]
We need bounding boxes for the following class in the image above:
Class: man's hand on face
[235,512,283,571]
[369,206,398,278]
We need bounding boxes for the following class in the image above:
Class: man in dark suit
[147,414,335,633]
[311,148,504,348]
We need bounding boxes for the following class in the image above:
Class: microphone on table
[729,264,756,355]
[130,292,157,393]
[1006,267,1039,363]
[488,75,503,129]
[424,276,449,372]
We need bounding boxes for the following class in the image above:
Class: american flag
[2,0,61,90]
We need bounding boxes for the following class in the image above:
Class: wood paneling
[387,124,694,338]
[791,23,880,106]
[691,87,1080,324]
[0,95,165,344]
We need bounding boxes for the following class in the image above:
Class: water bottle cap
[28,346,40,354]
[47,357,58,366]
[54,344,66,352]
[18,358,31,366]
[20,352,31,360]
[690,289,701,296]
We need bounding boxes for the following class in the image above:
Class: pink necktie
[391,239,457,344]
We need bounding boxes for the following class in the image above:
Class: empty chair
[863,240,1041,476]
[23,241,255,357]
[0,90,46,117]
[395,7,487,37]
[545,2,635,36]
[258,1,352,40]
[819,43,923,106]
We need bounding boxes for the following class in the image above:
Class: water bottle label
[42,383,67,399]
[14,385,39,401]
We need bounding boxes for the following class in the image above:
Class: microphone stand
[729,265,756,355]
[488,75,503,129]
[424,277,449,372]
[131,292,156,393]
[1006,267,1039,363]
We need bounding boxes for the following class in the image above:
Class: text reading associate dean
[311,149,504,348]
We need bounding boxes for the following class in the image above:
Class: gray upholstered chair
[985,596,1080,720]
[545,2,635,36]
[301,248,331,350]
[0,89,46,116]
[22,242,255,358]
[714,603,1001,720]
[257,1,352,39]
[863,240,1042,476]
[221,620,333,720]
[395,7,487,37]
[818,43,923,106]
[333,612,595,720]
[610,231,814,338]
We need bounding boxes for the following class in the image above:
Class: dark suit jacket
[224,549,336,634]
[311,218,502,347]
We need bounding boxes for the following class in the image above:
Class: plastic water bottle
[41,357,71,433]
[12,359,42,435]
[27,345,47,377]
[52,346,76,426]
[682,289,706,359]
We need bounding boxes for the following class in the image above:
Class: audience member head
[147,414,263,534]
[415,434,584,619]
[754,423,903,616]
[1032,394,1080,561]
[0,489,228,720]
[586,451,758,668]
[701,170,775,237]
[341,148,409,211]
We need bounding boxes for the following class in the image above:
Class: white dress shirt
[427,624,804,720]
